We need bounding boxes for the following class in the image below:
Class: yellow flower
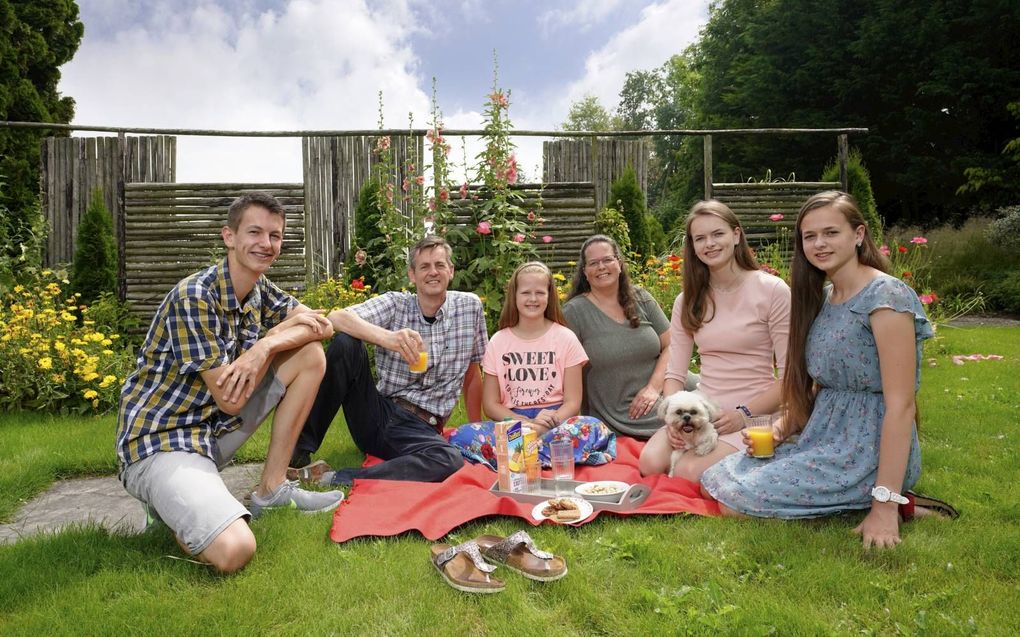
[83,389,99,399]
[61,312,76,321]
[13,285,24,293]
[101,339,113,346]
[39,357,53,370]
[92,399,100,409]
[42,270,52,277]
[100,374,118,388]
[82,372,100,382]
[51,373,66,383]
[102,349,114,355]
[54,342,66,352]
[552,273,566,281]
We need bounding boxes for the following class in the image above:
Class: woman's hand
[628,385,661,419]
[854,502,901,549]
[665,425,687,450]
[532,410,559,431]
[524,420,551,435]
[712,409,746,435]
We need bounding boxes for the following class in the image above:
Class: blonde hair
[499,261,566,330]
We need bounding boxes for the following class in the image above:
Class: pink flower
[910,236,928,245]
[402,178,410,192]
[769,213,784,221]
[426,128,437,143]
[542,235,553,243]
[527,210,536,221]
[354,249,367,266]
[476,221,492,235]
[513,233,525,243]
[428,197,436,211]
[879,245,891,256]
[459,183,468,199]
[415,175,425,186]
[438,189,449,202]
[374,136,390,152]
[490,91,508,107]
[919,293,938,305]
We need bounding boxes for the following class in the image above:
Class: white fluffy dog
[657,390,722,477]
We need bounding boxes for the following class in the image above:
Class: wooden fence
[448,182,596,273]
[303,134,424,282]
[41,135,175,266]
[543,139,649,213]
[122,183,304,320]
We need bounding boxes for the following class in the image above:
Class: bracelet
[736,405,753,418]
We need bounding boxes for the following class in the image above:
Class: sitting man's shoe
[249,480,344,518]
[290,449,312,470]
[286,459,332,483]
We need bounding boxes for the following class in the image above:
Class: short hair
[227,192,286,230]
[408,235,454,269]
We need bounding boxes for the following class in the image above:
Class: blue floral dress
[700,276,933,518]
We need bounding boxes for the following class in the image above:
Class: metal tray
[489,478,650,512]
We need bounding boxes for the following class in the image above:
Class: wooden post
[703,134,713,199]
[838,134,849,191]
[116,132,127,302]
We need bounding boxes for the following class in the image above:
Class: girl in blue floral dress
[450,262,615,469]
[701,191,936,548]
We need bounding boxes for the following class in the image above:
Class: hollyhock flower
[428,197,437,211]
[880,245,891,256]
[425,129,436,143]
[513,233,525,243]
[527,210,536,221]
[919,293,938,304]
[476,221,492,235]
[402,178,410,192]
[438,189,449,202]
[910,236,928,245]
[769,213,784,221]
[459,183,468,199]
[542,235,553,243]
[415,175,425,186]
[490,91,508,107]
[354,249,368,266]
[351,278,365,290]
[375,136,390,152]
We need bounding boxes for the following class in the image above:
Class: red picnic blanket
[329,435,720,543]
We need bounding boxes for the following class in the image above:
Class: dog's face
[657,391,720,441]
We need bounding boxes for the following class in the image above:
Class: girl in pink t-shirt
[450,262,615,468]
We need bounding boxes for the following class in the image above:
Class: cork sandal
[430,540,505,594]
[475,531,567,582]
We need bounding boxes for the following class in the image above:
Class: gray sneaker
[249,480,345,518]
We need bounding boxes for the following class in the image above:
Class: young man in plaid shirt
[116,192,343,573]
[289,235,487,486]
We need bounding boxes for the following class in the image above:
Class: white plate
[574,480,630,500]
[531,497,594,524]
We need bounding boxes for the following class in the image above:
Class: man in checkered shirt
[289,235,487,486]
[116,192,343,573]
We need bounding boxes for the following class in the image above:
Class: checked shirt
[352,291,487,418]
[115,258,297,473]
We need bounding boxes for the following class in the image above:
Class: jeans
[296,333,462,483]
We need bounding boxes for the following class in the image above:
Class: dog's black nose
[681,414,691,422]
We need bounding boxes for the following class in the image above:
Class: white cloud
[538,0,626,34]
[61,0,431,182]
[557,0,709,116]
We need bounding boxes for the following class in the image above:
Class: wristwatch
[871,486,909,505]
[735,405,753,418]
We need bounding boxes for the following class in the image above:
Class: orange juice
[409,350,428,373]
[746,426,775,458]
[523,427,540,492]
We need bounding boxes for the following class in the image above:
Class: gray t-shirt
[563,288,670,438]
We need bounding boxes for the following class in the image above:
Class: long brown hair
[680,200,760,333]
[567,235,641,328]
[498,261,566,330]
[782,191,889,430]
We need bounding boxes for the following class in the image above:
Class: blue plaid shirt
[116,258,297,471]
[352,291,487,418]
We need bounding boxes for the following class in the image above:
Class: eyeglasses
[585,256,618,270]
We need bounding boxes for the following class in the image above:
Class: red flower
[919,293,939,305]
[898,246,908,253]
[671,262,681,271]
[668,254,681,262]
[527,210,536,221]
[438,189,449,202]
[902,271,912,278]
[351,278,365,290]
[476,221,492,235]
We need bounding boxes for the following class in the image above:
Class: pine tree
[70,189,117,304]
[608,166,650,257]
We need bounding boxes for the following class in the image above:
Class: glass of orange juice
[409,338,428,374]
[744,415,775,458]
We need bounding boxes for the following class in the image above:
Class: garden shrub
[70,189,117,305]
[608,166,650,258]
[986,271,1020,314]
[985,205,1020,250]
[593,206,631,254]
[298,276,373,311]
[822,149,883,244]
[0,269,134,413]
[345,180,384,287]
[646,213,667,256]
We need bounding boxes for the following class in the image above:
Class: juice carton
[503,421,527,493]
[522,426,541,492]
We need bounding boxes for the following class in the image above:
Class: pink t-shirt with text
[482,322,589,410]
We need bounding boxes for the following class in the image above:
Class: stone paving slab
[0,463,263,545]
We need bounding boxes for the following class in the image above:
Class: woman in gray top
[563,235,696,438]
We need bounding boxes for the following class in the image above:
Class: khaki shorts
[123,370,286,554]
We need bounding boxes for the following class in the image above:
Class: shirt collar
[216,258,262,314]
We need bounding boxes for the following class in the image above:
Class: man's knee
[325,332,365,368]
[202,520,256,574]
[430,444,464,481]
[297,339,326,378]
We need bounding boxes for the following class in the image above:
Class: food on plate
[579,483,625,495]
[540,498,581,522]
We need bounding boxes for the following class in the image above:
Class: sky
[61,0,711,183]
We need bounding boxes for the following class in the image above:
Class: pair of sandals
[431,530,567,593]
[900,491,960,521]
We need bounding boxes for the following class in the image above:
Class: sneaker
[290,449,312,469]
[143,503,165,530]
[286,459,333,483]
[249,480,345,518]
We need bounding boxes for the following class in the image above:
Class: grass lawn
[0,326,1018,635]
